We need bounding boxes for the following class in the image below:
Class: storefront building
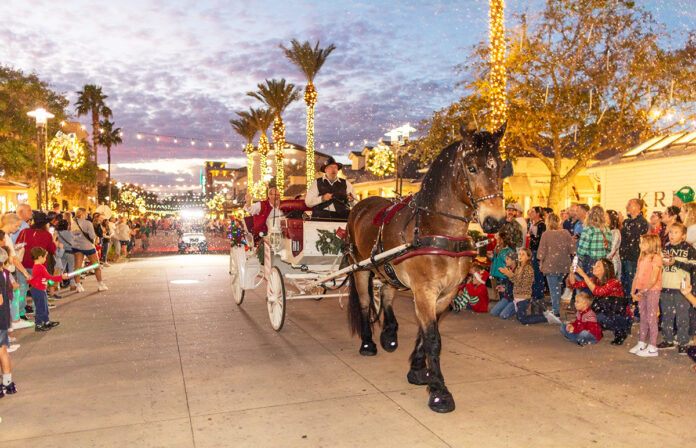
[587,131,696,216]
[0,179,33,213]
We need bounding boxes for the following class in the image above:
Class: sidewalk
[1,254,695,447]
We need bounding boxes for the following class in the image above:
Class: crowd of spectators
[453,188,696,372]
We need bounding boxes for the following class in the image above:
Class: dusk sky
[2,0,694,192]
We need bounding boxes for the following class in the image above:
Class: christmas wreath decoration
[315,229,345,255]
[47,131,86,170]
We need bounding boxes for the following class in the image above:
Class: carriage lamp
[269,229,283,253]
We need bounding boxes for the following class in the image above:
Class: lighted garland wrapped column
[305,83,317,190]
[245,143,255,196]
[272,117,285,197]
[489,0,507,151]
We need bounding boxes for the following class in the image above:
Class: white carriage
[229,212,378,331]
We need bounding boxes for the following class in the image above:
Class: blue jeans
[16,268,31,317]
[545,273,565,316]
[61,251,76,286]
[530,250,545,300]
[515,299,548,325]
[560,325,598,345]
[490,298,515,319]
[621,260,638,318]
[30,287,50,325]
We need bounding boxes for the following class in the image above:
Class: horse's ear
[458,119,473,139]
[493,121,507,142]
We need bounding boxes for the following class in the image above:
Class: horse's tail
[347,272,362,335]
[347,271,376,335]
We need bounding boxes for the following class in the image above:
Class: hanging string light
[272,117,286,196]
[489,0,508,152]
[305,82,318,190]
[366,145,396,177]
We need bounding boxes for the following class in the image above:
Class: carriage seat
[279,199,312,215]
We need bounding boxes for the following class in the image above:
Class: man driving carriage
[304,156,355,220]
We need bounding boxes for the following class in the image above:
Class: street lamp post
[27,108,55,210]
[385,124,416,197]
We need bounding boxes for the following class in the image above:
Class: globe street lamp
[27,108,54,210]
[384,124,416,197]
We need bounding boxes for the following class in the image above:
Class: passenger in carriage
[244,186,284,236]
[305,156,355,220]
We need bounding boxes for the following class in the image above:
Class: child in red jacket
[560,292,602,346]
[452,264,490,313]
[27,247,67,332]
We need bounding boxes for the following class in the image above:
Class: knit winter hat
[675,186,694,204]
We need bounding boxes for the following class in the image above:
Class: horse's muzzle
[481,216,504,234]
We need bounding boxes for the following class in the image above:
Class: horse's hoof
[359,341,377,356]
[428,391,455,413]
[406,368,429,386]
[380,331,398,352]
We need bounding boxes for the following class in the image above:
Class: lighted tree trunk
[258,133,270,199]
[272,117,285,196]
[107,145,112,205]
[488,0,507,151]
[305,83,317,190]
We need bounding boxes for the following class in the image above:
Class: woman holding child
[567,257,630,345]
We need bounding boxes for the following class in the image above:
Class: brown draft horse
[345,123,507,413]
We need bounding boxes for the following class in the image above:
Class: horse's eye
[468,166,477,173]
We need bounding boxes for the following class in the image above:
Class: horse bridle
[408,147,504,224]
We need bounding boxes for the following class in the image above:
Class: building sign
[637,191,671,208]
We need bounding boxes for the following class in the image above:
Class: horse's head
[455,121,508,234]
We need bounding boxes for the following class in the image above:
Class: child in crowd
[499,248,561,325]
[676,282,696,372]
[560,292,602,346]
[452,263,489,313]
[629,234,663,357]
[27,247,67,332]
[490,225,515,301]
[659,223,696,353]
[490,251,518,319]
[0,247,17,397]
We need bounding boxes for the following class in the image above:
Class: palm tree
[229,115,257,197]
[75,84,112,167]
[247,79,300,197]
[97,119,122,205]
[242,107,274,198]
[281,40,336,190]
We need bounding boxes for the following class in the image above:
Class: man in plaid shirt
[577,225,611,260]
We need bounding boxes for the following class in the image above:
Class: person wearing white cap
[505,202,526,249]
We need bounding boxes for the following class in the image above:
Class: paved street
[1,253,695,447]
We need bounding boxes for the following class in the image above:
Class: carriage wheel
[229,250,244,305]
[266,266,286,331]
[371,286,383,323]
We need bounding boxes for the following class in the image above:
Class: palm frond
[281,39,336,82]
[246,78,300,115]
[229,116,257,143]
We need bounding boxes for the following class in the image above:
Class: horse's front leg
[349,270,377,356]
[379,285,399,352]
[413,286,456,413]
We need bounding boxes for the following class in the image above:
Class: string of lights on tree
[366,144,396,177]
[489,0,508,153]
[305,82,317,190]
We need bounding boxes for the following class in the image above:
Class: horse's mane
[417,140,461,205]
